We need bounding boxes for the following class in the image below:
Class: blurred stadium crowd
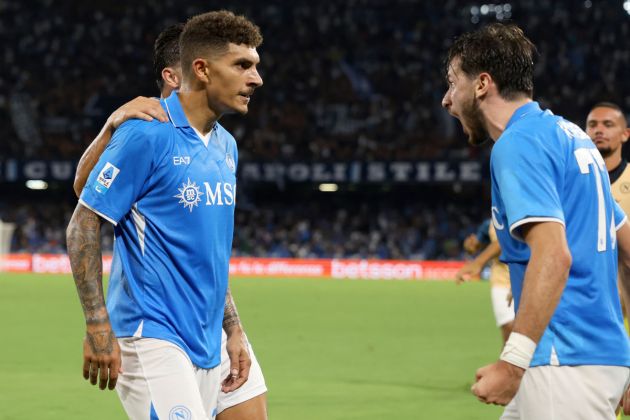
[5,196,482,260]
[2,0,630,258]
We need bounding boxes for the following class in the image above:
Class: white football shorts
[217,330,268,414]
[501,365,630,420]
[491,285,515,327]
[116,337,221,420]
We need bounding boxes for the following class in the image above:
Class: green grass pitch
[0,273,504,419]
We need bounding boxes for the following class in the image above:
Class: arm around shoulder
[73,96,167,197]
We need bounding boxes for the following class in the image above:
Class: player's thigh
[503,365,630,420]
[217,335,268,419]
[195,362,223,419]
[217,394,267,420]
[116,337,209,420]
[490,286,515,327]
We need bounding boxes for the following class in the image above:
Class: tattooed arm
[221,287,252,393]
[66,203,121,391]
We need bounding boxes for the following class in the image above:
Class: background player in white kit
[72,21,268,420]
[67,11,266,419]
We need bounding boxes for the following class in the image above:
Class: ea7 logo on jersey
[173,156,190,165]
[95,162,120,193]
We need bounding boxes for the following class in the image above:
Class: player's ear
[623,127,630,144]
[475,72,491,99]
[162,67,181,90]
[192,59,210,83]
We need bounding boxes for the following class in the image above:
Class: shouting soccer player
[67,11,264,419]
[72,22,268,420]
[442,23,630,419]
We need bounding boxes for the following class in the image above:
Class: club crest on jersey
[174,178,204,212]
[169,405,192,420]
[95,162,120,193]
[225,153,236,173]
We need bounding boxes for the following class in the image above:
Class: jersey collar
[505,101,542,130]
[162,91,219,135]
[163,90,190,128]
[609,159,628,184]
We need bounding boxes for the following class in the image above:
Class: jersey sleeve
[79,121,155,225]
[615,200,627,230]
[492,132,565,241]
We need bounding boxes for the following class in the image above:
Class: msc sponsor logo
[174,179,236,212]
[169,405,192,420]
[203,182,236,206]
[174,178,204,212]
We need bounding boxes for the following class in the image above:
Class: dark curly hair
[446,23,537,100]
[180,10,263,78]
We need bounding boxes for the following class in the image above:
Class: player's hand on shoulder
[82,324,122,391]
[108,96,168,129]
[471,360,524,406]
[222,327,252,393]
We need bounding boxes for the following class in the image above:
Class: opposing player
[456,219,514,344]
[442,23,630,419]
[72,22,267,420]
[66,11,264,419]
[586,102,630,320]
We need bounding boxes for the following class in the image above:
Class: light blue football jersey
[490,101,630,367]
[80,91,238,368]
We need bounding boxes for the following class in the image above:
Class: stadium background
[1,0,630,419]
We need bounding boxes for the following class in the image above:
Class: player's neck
[484,97,532,142]
[177,89,220,135]
[605,153,623,173]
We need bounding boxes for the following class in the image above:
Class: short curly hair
[180,10,263,78]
